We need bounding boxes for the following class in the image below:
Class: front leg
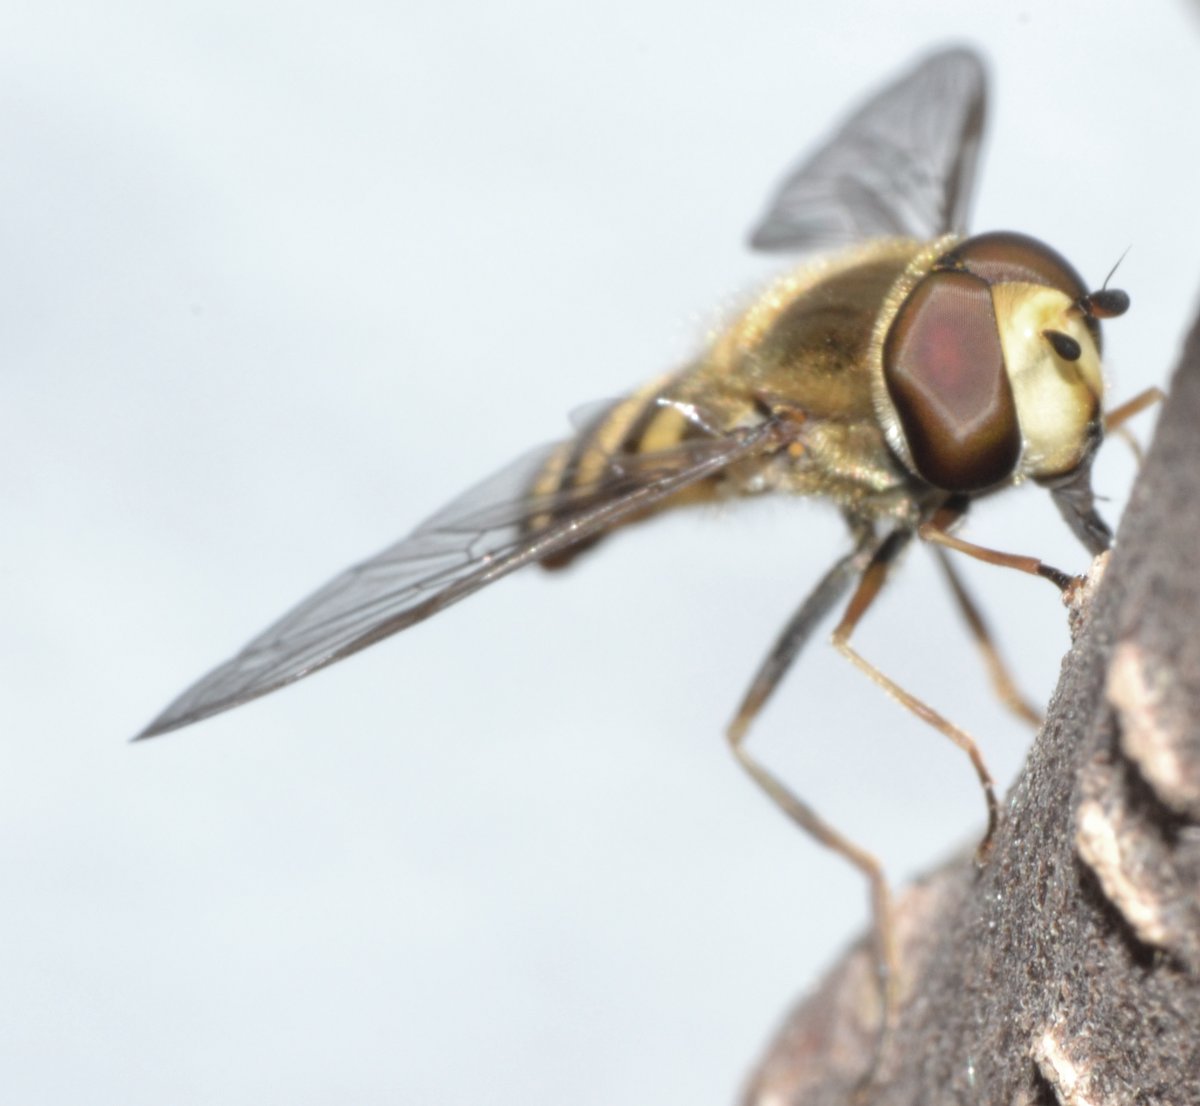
[918,501,1077,592]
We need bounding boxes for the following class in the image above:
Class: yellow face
[993,282,1104,480]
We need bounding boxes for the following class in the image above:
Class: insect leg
[725,532,898,1078]
[932,545,1043,729]
[831,530,1000,863]
[917,503,1076,591]
[1103,385,1164,434]
[727,730,899,1084]
[728,535,876,744]
[1103,386,1165,466]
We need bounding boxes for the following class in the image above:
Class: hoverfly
[139,47,1158,1061]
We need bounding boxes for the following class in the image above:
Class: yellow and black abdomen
[528,372,717,569]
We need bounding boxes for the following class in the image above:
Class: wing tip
[747,223,788,252]
[131,709,195,742]
[916,43,989,104]
[919,42,986,74]
[748,218,843,256]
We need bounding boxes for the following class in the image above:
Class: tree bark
[741,303,1200,1106]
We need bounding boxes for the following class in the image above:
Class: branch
[741,304,1200,1106]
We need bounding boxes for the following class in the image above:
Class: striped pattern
[528,373,711,568]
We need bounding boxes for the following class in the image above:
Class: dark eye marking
[1042,329,1082,362]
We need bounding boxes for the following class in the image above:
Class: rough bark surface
[742,304,1200,1106]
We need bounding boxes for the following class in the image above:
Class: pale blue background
[4,2,1200,1103]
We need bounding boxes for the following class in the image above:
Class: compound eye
[939,231,1091,301]
[884,270,1021,491]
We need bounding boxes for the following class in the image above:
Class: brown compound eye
[938,231,1090,300]
[939,231,1102,350]
[884,270,1021,491]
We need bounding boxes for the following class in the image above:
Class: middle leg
[830,532,1000,862]
[933,545,1044,729]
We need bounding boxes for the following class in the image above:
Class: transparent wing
[749,46,987,253]
[138,409,780,738]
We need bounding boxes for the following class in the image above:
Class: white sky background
[4,2,1200,1103]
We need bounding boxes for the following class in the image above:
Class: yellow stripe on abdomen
[525,373,696,565]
